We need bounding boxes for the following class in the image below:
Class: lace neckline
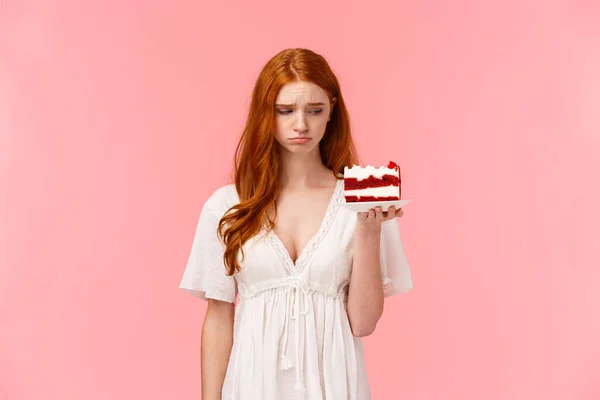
[265,179,344,275]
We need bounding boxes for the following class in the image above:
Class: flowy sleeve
[380,219,414,297]
[179,202,238,303]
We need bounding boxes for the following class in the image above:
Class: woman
[180,48,413,400]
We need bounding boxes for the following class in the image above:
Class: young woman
[180,48,413,400]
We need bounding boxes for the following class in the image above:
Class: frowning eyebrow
[275,102,326,107]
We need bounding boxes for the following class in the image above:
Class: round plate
[340,199,411,213]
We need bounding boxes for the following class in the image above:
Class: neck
[278,147,331,188]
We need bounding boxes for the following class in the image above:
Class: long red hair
[217,48,359,275]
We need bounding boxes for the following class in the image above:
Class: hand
[357,206,403,224]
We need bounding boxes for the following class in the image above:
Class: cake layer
[345,195,399,203]
[344,175,399,190]
[344,165,398,180]
[344,186,400,198]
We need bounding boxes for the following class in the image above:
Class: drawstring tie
[279,281,312,393]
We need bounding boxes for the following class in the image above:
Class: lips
[288,137,311,144]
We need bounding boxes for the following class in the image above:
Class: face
[273,80,335,154]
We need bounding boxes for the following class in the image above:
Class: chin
[276,141,310,152]
[287,144,318,153]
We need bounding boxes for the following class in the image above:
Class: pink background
[1,1,599,399]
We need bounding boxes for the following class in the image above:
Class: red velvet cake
[343,161,401,203]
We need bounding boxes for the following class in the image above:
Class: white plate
[340,199,411,213]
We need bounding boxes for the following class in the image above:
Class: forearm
[346,223,384,337]
[201,302,234,399]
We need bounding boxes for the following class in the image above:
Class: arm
[346,206,402,337]
[346,222,384,337]
[201,299,235,399]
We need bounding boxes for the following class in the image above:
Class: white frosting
[344,186,400,198]
[343,165,399,180]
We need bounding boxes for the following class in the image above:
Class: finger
[374,207,383,222]
[396,208,404,218]
[385,206,396,220]
[368,209,376,221]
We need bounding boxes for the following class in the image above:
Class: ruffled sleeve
[380,219,414,297]
[179,202,238,303]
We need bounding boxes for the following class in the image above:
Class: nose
[293,113,308,133]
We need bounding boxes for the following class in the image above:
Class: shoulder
[203,183,240,217]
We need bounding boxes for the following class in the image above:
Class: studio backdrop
[1,1,599,399]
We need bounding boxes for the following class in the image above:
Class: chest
[270,187,333,264]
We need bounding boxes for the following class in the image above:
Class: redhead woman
[180,48,413,400]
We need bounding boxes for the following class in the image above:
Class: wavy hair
[217,48,359,275]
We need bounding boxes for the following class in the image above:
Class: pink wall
[1,1,599,399]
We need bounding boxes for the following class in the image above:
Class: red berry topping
[387,160,399,170]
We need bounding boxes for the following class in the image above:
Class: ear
[328,97,337,121]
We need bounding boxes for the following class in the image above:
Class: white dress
[179,179,413,400]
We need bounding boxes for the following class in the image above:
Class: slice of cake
[343,161,401,203]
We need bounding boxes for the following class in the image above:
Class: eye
[308,109,323,115]
[277,109,293,115]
